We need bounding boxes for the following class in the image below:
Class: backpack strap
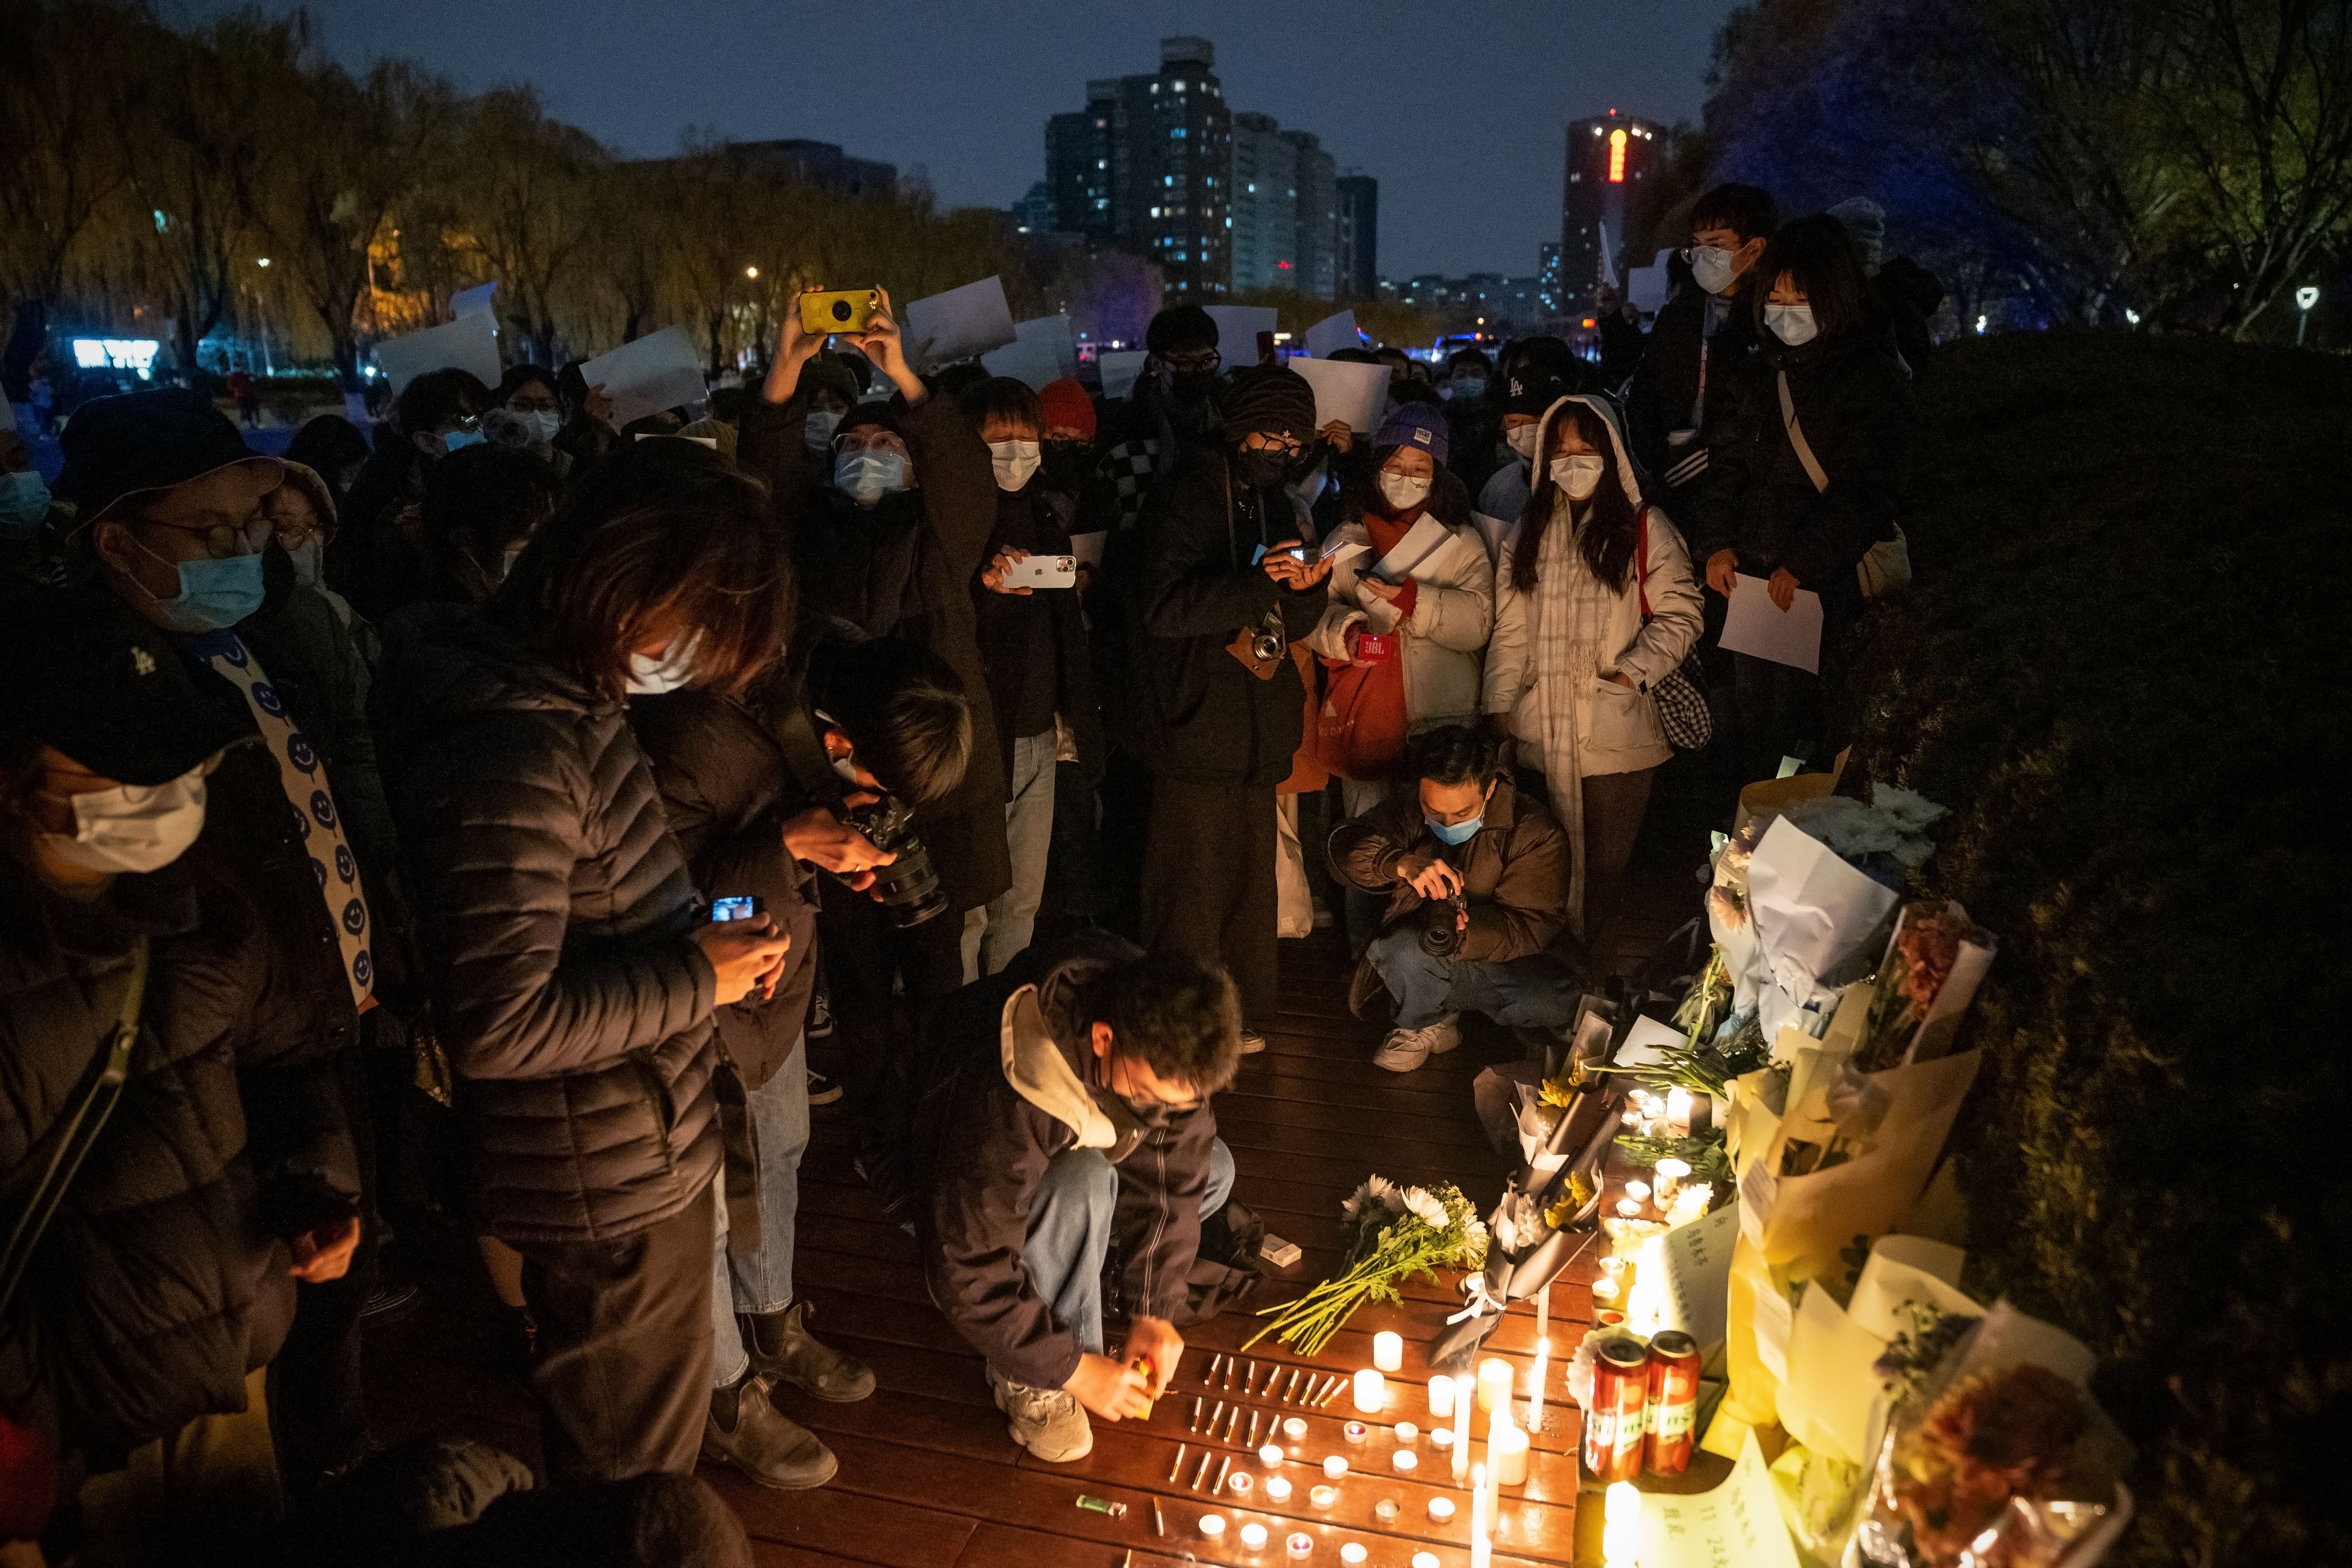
[1778,369,1831,493]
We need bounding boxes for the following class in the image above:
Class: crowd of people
[0,181,1930,1565]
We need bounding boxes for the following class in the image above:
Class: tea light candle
[1374,1500,1400,1524]
[1391,1449,1418,1472]
[1199,1514,1228,1539]
[1230,1472,1255,1497]
[1372,1331,1404,1372]
[1353,1367,1386,1414]
[1240,1522,1269,1550]
[1310,1485,1338,1509]
[1615,1197,1643,1218]
[1260,1443,1286,1467]
[1322,1455,1348,1479]
[1430,1427,1454,1450]
[1266,1476,1294,1502]
[1344,1420,1369,1444]
[1653,1156,1691,1206]
[1591,1274,1621,1303]
[1475,1357,1513,1414]
[1394,1421,1418,1443]
[1283,1416,1309,1441]
[1427,1376,1455,1419]
[1286,1533,1314,1558]
[1413,1555,1441,1568]
[1427,1496,1456,1523]
[1341,1544,1369,1565]
[1492,1423,1529,1486]
[1624,1179,1651,1203]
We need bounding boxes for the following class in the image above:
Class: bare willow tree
[455,86,610,367]
[261,54,461,389]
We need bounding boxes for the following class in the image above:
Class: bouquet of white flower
[1241,1177,1489,1355]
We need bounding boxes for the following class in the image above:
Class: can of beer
[1584,1337,1651,1482]
[1643,1331,1702,1476]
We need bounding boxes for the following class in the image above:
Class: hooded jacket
[739,390,1011,913]
[1480,395,1703,928]
[0,859,326,1464]
[1689,329,1916,594]
[371,602,720,1243]
[1132,444,1328,787]
[906,934,1218,1390]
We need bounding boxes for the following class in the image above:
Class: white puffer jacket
[1302,509,1494,731]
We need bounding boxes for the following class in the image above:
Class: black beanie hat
[1220,366,1318,446]
[54,388,276,524]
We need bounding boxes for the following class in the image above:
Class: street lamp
[2296,285,2320,347]
[745,265,759,279]
[256,257,270,267]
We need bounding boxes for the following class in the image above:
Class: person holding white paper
[1691,214,1917,781]
[1095,305,1226,535]
[1301,403,1495,952]
[337,368,492,620]
[1481,394,1703,946]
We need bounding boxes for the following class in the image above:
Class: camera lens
[830,298,853,322]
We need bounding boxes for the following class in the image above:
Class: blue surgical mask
[834,449,908,504]
[1427,814,1483,846]
[441,426,488,454]
[0,470,51,534]
[1764,304,1819,347]
[132,539,266,632]
[1451,377,1486,402]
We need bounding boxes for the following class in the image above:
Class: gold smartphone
[800,289,880,336]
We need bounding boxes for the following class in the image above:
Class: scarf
[1528,496,1637,939]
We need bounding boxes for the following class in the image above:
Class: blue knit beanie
[1375,403,1449,464]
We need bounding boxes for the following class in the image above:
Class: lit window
[1165,175,1175,187]
[1151,207,1162,218]
[1247,182,1255,193]
[1172,127,1185,138]
[1174,80,1186,91]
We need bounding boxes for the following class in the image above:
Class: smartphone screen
[709,895,762,923]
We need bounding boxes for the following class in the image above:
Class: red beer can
[1644,1331,1702,1475]
[1584,1337,1650,1482]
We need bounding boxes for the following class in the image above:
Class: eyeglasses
[1242,434,1306,459]
[1162,350,1221,376]
[136,507,276,559]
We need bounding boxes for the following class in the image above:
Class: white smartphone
[1006,554,1078,589]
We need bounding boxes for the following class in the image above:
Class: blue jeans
[964,727,1059,981]
[1366,928,1581,1031]
[1016,1138,1235,1372]
[709,1035,810,1386]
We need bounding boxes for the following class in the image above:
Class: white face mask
[1765,303,1819,346]
[513,408,561,444]
[1550,453,1607,501]
[1377,471,1432,512]
[1504,424,1540,463]
[287,533,325,588]
[988,438,1041,492]
[625,632,701,696]
[804,409,843,455]
[1691,245,1739,296]
[40,766,210,875]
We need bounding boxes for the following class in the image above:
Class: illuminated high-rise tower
[1561,109,1664,317]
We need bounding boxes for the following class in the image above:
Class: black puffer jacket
[1690,330,1917,594]
[1134,445,1328,787]
[372,602,720,1244]
[1624,286,1768,503]
[0,859,328,1461]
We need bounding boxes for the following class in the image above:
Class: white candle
[1353,1367,1386,1413]
[1283,1416,1309,1441]
[1666,1086,1694,1134]
[1431,1428,1454,1450]
[1394,1422,1418,1444]
[1199,1514,1227,1539]
[1475,1357,1513,1414]
[1286,1533,1313,1559]
[1266,1476,1293,1502]
[1427,1376,1455,1419]
[1427,1497,1455,1523]
[1340,1545,1368,1565]
[1413,1556,1440,1568]
[1530,1336,1550,1432]
[1322,1455,1349,1478]
[1535,1283,1549,1347]
[1451,1374,1473,1480]
[1240,1522,1268,1550]
[1391,1449,1418,1472]
[1492,1423,1529,1486]
[1615,1197,1644,1218]
[1260,1443,1285,1467]
[1623,1179,1651,1203]
[1602,1481,1642,1567]
[1469,1463,1491,1568]
[1653,1156,1691,1207]
[1372,1331,1404,1372]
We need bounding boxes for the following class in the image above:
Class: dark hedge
[1834,333,2351,1567]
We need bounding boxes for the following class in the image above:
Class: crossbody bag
[1635,509,1713,752]
[1777,369,1911,598]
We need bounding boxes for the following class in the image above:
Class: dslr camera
[1420,887,1469,957]
[840,794,948,928]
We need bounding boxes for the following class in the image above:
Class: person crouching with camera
[1134,367,1335,1046]
[631,623,975,1489]
[1330,725,1581,1073]
[906,938,1241,1463]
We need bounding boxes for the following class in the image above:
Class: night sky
[169,0,1741,278]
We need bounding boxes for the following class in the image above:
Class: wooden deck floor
[363,771,1718,1568]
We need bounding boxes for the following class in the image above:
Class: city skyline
[173,0,1741,277]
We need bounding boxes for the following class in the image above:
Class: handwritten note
[1660,1201,1738,1350]
[1642,1432,1800,1568]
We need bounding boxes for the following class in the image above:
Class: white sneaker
[1371,1013,1461,1073]
[988,1365,1093,1461]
